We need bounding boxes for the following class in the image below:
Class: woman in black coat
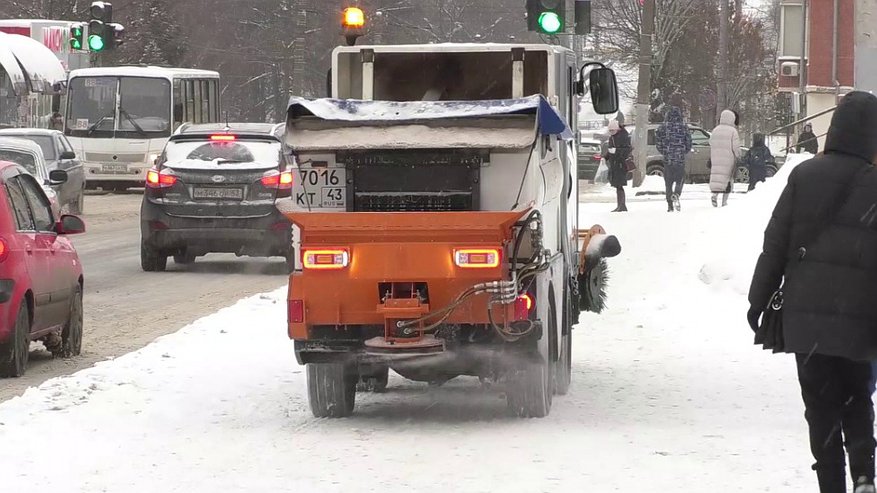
[748,91,877,493]
[606,120,632,212]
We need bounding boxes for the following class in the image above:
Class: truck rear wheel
[507,358,552,418]
[307,363,357,418]
[555,332,572,395]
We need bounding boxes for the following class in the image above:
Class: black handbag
[754,289,784,353]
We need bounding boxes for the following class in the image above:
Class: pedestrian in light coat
[709,109,742,207]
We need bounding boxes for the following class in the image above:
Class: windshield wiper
[86,115,115,136]
[119,107,146,136]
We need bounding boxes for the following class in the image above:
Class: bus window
[185,80,195,124]
[118,77,171,135]
[199,80,209,123]
[173,79,183,129]
[208,80,218,122]
[194,80,204,124]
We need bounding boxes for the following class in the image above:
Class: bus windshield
[66,76,172,138]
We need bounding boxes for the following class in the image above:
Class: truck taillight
[146,169,177,188]
[454,248,500,269]
[0,237,7,263]
[302,249,349,270]
[288,299,304,323]
[515,293,534,320]
[261,171,293,189]
[594,153,603,160]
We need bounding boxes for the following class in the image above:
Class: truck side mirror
[589,68,619,115]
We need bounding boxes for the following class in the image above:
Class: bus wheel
[307,363,357,418]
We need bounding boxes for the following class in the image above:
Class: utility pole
[291,0,308,98]
[633,0,655,188]
[716,0,729,124]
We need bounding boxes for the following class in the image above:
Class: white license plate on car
[293,168,346,209]
[192,187,244,200]
[101,164,128,174]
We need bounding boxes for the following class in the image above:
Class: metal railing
[767,104,837,156]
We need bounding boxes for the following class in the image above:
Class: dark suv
[140,123,294,272]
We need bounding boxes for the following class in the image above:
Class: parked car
[0,129,85,213]
[140,123,294,272]
[0,137,66,215]
[577,138,603,180]
[0,161,85,377]
[629,124,780,184]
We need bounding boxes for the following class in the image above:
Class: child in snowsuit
[743,133,773,191]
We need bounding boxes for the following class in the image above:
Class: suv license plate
[193,187,244,200]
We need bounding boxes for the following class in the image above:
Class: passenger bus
[64,66,221,190]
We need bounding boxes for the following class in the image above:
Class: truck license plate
[101,164,128,174]
[192,187,244,200]
[293,168,346,209]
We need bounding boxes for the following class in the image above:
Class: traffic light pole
[633,0,655,188]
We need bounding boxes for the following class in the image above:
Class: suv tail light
[454,248,501,269]
[261,171,293,190]
[0,237,8,263]
[302,249,349,270]
[146,168,177,188]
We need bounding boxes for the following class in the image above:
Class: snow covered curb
[0,287,290,416]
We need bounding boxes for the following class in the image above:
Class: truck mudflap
[284,209,530,350]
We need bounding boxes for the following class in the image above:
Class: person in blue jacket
[655,106,692,212]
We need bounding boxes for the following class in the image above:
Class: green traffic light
[70,39,83,50]
[88,34,105,51]
[538,11,563,34]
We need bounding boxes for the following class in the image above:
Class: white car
[0,137,65,215]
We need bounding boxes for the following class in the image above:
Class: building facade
[777,0,874,151]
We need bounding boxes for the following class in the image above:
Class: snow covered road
[0,157,819,492]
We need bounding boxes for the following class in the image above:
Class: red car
[0,161,85,377]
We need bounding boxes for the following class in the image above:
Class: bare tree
[716,0,729,122]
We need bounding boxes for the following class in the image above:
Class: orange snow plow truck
[280,44,622,418]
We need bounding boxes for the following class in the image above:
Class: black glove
[747,307,762,332]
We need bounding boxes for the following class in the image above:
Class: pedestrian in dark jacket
[797,123,819,154]
[743,133,773,191]
[606,120,632,212]
[656,106,692,212]
[747,91,877,493]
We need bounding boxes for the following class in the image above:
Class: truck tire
[307,363,357,418]
[141,241,167,272]
[507,357,552,418]
[555,294,573,395]
[0,301,30,378]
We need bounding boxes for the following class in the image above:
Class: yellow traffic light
[342,7,365,29]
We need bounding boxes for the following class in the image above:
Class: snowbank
[697,153,811,295]
[0,156,819,492]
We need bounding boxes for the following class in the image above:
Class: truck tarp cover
[285,95,574,151]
